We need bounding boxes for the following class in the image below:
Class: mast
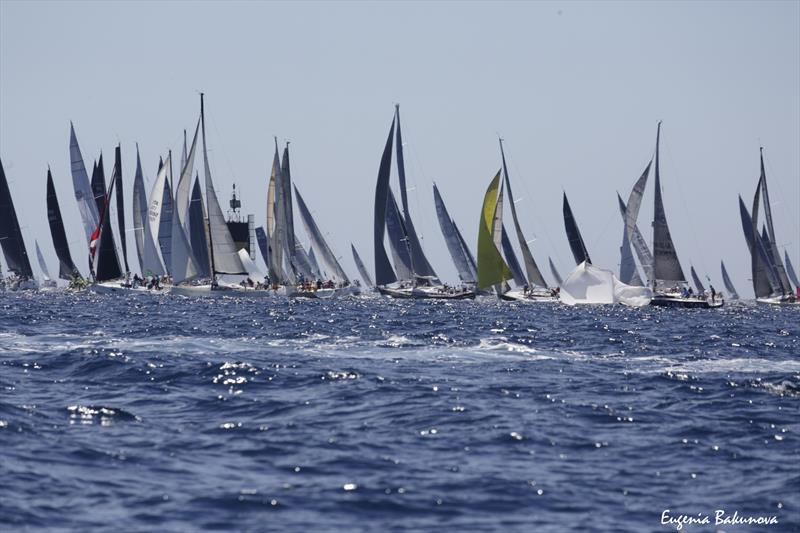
[201,92,216,277]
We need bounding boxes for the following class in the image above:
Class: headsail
[562,192,591,266]
[651,123,685,284]
[158,160,174,276]
[281,145,298,278]
[267,142,285,283]
[111,146,129,274]
[46,168,81,280]
[433,183,475,284]
[756,148,793,294]
[386,190,414,281]
[690,266,705,294]
[255,226,270,273]
[617,193,653,284]
[477,171,513,290]
[89,161,123,282]
[35,241,51,281]
[784,251,800,290]
[175,119,201,230]
[373,118,398,286]
[133,147,165,277]
[307,247,323,279]
[69,123,100,243]
[189,176,211,278]
[501,226,527,287]
[168,150,199,284]
[739,195,776,298]
[548,257,563,286]
[499,139,547,287]
[294,185,349,282]
[351,244,374,288]
[720,260,739,300]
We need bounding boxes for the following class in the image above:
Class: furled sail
[784,252,800,291]
[386,190,414,281]
[46,168,81,280]
[200,94,246,276]
[548,257,563,287]
[720,260,739,300]
[756,148,793,295]
[652,123,685,284]
[35,241,51,281]
[373,118,398,286]
[394,105,438,282]
[294,185,349,282]
[477,171,513,290]
[562,192,591,266]
[690,266,705,294]
[499,139,547,287]
[111,146,129,274]
[617,193,653,284]
[433,183,475,284]
[351,244,374,288]
[69,123,100,243]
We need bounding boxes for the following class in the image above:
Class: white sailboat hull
[172,283,296,299]
[501,288,558,303]
[89,281,169,295]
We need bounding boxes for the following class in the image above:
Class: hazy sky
[1,1,798,296]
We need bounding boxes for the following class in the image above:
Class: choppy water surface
[1,292,798,532]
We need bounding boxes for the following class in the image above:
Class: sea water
[1,292,797,531]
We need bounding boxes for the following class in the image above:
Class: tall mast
[200,92,216,277]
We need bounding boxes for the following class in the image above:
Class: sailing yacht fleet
[1,100,798,306]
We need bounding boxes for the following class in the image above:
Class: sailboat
[624,122,721,308]
[372,105,471,299]
[351,243,375,290]
[46,167,83,286]
[432,182,478,290]
[476,170,514,296]
[738,148,797,304]
[495,139,554,302]
[720,260,739,300]
[0,158,37,290]
[34,240,57,289]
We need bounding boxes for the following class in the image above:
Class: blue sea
[1,291,798,532]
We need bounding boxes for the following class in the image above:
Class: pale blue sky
[1,1,798,295]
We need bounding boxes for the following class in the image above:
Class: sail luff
[69,123,100,243]
[351,244,374,288]
[499,139,547,287]
[46,168,81,280]
[477,171,513,290]
[652,122,686,284]
[293,185,349,282]
[562,192,591,266]
[373,118,398,286]
[433,183,475,284]
[720,260,739,299]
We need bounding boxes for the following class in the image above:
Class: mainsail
[720,260,739,300]
[46,168,81,280]
[477,171,513,290]
[373,118,398,286]
[433,183,476,284]
[294,185,349,282]
[386,190,414,281]
[255,226,270,273]
[651,122,685,284]
[158,159,174,276]
[175,120,201,231]
[394,105,438,282]
[111,146,129,274]
[133,147,165,277]
[562,192,591,266]
[351,244,374,288]
[200,93,246,276]
[756,148,793,295]
[690,266,705,294]
[267,142,285,282]
[739,195,777,298]
[548,257,563,287]
[499,139,547,287]
[189,176,211,278]
[69,123,100,243]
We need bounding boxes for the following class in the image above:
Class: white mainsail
[175,119,201,230]
[69,123,100,244]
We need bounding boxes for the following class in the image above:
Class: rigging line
[659,129,711,281]
[206,106,240,198]
[404,140,435,248]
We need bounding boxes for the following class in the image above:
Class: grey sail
[760,226,782,290]
[499,139,547,287]
[616,193,643,286]
[720,260,739,299]
[690,266,705,294]
[394,105,438,282]
[454,223,478,283]
[373,118,397,286]
[267,143,285,283]
[739,195,776,298]
[652,123,685,284]
[757,148,792,294]
[386,189,414,281]
[158,166,174,276]
[351,244,374,288]
[784,251,799,290]
[200,94,246,276]
[562,192,591,265]
[294,185,349,282]
[175,119,200,231]
[133,147,165,277]
[69,123,100,243]
[292,238,316,281]
[548,257,563,286]
[433,183,475,284]
[46,168,81,280]
[307,247,323,279]
[169,160,199,284]
[281,145,298,279]
[501,226,527,287]
[35,241,51,281]
[255,226,270,273]
[623,160,652,261]
[112,146,129,274]
[617,193,653,284]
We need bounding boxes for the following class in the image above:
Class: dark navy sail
[46,169,81,280]
[739,195,776,298]
[756,148,792,295]
[690,266,705,294]
[0,158,34,278]
[433,183,475,284]
[158,164,174,276]
[501,226,527,287]
[386,191,414,280]
[92,166,123,282]
[562,192,591,265]
[652,123,685,284]
[351,244,374,288]
[90,155,106,214]
[373,118,397,286]
[112,146,129,273]
[189,177,211,278]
